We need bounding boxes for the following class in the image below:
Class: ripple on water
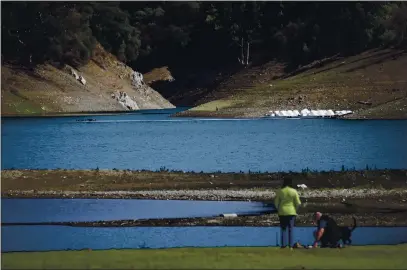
[2,112,407,172]
[2,226,407,252]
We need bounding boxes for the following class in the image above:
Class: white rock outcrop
[68,67,86,86]
[70,68,79,80]
[131,71,145,88]
[79,75,86,85]
[111,91,139,110]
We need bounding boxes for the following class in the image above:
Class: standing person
[312,212,342,248]
[274,176,302,248]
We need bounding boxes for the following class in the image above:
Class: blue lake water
[2,226,407,252]
[2,108,407,172]
[1,199,273,223]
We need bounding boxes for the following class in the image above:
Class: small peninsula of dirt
[2,169,407,227]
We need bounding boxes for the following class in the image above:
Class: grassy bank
[2,245,407,269]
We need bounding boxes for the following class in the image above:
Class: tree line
[2,1,406,71]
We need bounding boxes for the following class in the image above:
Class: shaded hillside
[2,2,406,116]
[1,44,174,115]
[176,48,407,119]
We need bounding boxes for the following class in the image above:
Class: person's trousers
[313,230,341,248]
[278,215,296,247]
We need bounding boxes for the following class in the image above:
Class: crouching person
[312,212,342,248]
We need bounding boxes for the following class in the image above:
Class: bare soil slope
[1,43,174,115]
[177,49,407,119]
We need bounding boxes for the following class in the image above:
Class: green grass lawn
[2,245,407,269]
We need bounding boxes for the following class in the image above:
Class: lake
[2,108,407,172]
[1,198,273,223]
[2,198,407,252]
[2,225,407,252]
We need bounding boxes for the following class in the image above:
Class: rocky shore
[4,188,407,201]
[3,211,406,227]
[2,196,406,227]
[2,169,407,191]
[2,169,407,227]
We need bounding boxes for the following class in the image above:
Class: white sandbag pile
[265,108,353,118]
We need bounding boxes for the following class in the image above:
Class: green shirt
[274,186,302,216]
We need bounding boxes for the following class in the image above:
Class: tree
[2,1,404,72]
[46,3,97,67]
[89,2,141,63]
[205,2,263,66]
[377,2,407,46]
[1,2,96,67]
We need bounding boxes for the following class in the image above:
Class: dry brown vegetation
[1,43,174,115]
[2,169,407,192]
[143,66,174,85]
[177,49,407,119]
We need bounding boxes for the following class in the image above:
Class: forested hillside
[3,2,406,68]
[2,2,407,114]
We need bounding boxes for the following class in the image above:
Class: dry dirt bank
[175,49,407,119]
[1,43,174,115]
[2,169,406,226]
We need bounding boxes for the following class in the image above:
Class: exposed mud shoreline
[173,110,407,120]
[2,169,407,191]
[3,109,407,120]
[2,169,407,227]
[2,197,407,227]
[3,213,406,227]
[4,188,407,201]
[1,111,127,118]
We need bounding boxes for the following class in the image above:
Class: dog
[339,217,357,245]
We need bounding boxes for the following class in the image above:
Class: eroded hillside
[1,43,175,115]
[176,49,407,119]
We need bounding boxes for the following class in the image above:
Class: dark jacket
[317,215,342,246]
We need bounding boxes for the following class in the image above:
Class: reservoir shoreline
[2,169,407,227]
